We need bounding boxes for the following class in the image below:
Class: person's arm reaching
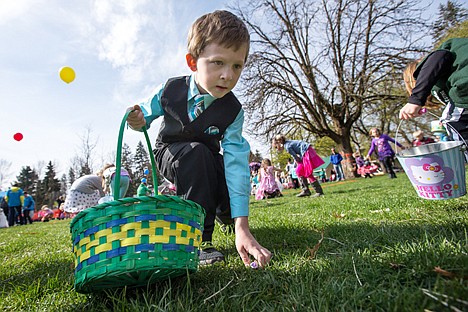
[400,50,454,119]
[222,110,272,267]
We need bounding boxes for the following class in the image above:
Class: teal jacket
[23,196,35,211]
[5,187,24,207]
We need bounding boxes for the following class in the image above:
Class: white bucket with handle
[396,141,466,200]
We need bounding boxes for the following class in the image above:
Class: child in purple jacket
[365,128,403,179]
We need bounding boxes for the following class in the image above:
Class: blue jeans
[333,163,345,180]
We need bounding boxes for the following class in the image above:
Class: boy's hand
[399,103,422,120]
[234,217,272,268]
[126,105,146,130]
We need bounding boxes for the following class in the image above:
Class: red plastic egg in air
[13,133,23,141]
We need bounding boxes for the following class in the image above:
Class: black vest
[156,76,242,153]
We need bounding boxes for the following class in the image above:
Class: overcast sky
[0,0,444,189]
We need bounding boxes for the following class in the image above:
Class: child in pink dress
[272,134,325,198]
[255,159,283,200]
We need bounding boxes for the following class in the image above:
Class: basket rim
[70,195,205,229]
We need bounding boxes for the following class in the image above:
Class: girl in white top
[63,174,105,214]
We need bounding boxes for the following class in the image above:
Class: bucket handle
[395,109,468,155]
[113,110,159,200]
[444,121,468,149]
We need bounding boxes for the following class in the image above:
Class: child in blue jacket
[22,191,35,224]
[5,183,24,226]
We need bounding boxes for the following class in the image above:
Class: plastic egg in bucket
[396,141,466,200]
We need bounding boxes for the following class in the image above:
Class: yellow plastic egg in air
[59,66,76,84]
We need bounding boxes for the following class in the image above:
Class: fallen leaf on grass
[307,229,324,259]
[433,266,468,279]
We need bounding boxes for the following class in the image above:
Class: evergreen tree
[60,174,68,195]
[16,166,39,194]
[433,0,468,44]
[80,163,92,176]
[68,167,76,186]
[34,179,45,208]
[249,150,263,163]
[133,141,153,190]
[42,161,61,207]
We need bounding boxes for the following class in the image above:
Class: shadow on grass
[61,265,283,311]
[61,219,466,312]
[29,220,464,312]
[265,219,462,244]
[444,204,468,211]
[61,275,194,311]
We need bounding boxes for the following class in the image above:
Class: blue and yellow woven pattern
[70,195,205,293]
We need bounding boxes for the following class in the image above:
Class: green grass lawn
[1,173,467,311]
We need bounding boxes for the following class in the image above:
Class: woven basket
[70,111,205,294]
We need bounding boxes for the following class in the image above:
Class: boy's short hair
[187,10,250,61]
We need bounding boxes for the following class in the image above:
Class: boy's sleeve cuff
[229,195,249,218]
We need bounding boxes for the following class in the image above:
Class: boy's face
[188,42,248,98]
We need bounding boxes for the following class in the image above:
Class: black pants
[8,206,23,226]
[291,177,300,189]
[23,210,33,224]
[154,142,231,242]
[382,156,396,177]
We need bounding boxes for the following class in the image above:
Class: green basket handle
[113,110,158,200]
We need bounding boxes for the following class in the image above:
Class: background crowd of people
[0,185,69,228]
[0,162,158,228]
[249,122,445,201]
[1,121,444,228]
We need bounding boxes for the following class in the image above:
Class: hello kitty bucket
[396,141,466,200]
